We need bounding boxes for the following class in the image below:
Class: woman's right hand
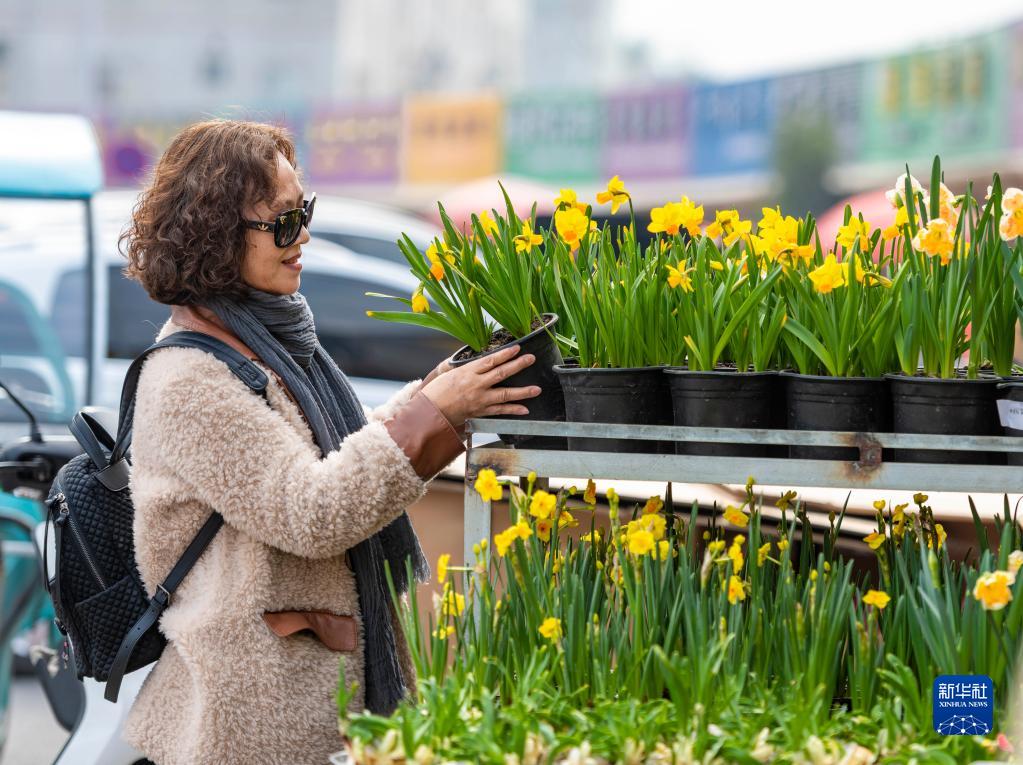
[419,345,540,428]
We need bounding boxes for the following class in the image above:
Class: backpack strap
[100,331,269,703]
[109,331,269,466]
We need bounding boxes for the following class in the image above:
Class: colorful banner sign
[861,30,1009,162]
[305,103,400,185]
[99,117,187,187]
[1011,23,1023,149]
[769,64,865,163]
[504,93,602,182]
[403,95,502,184]
[603,85,690,179]
[691,78,773,177]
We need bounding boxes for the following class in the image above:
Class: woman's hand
[420,345,540,428]
[421,358,455,387]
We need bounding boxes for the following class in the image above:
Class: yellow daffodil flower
[705,209,752,246]
[808,253,846,294]
[538,617,562,641]
[777,538,789,552]
[863,532,886,550]
[728,543,744,572]
[708,539,726,556]
[928,523,946,550]
[973,570,1016,611]
[432,625,455,640]
[529,490,556,520]
[726,575,746,605]
[873,500,886,512]
[411,291,429,314]
[836,218,872,252]
[581,529,602,544]
[775,490,798,511]
[913,492,928,505]
[583,478,597,505]
[759,206,782,231]
[426,241,455,265]
[642,496,664,515]
[535,519,552,542]
[555,207,590,252]
[655,540,671,560]
[554,189,587,214]
[440,585,465,617]
[757,542,771,567]
[478,210,499,237]
[557,510,578,529]
[881,206,909,241]
[628,529,655,556]
[513,221,543,253]
[666,261,694,291]
[596,175,630,214]
[863,589,891,610]
[429,260,445,280]
[474,469,502,502]
[723,505,750,528]
[437,553,450,583]
[678,196,704,236]
[648,202,686,236]
[709,260,724,271]
[912,219,954,264]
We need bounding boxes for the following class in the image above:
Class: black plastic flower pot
[552,364,672,453]
[887,374,1002,464]
[782,373,891,461]
[665,368,784,457]
[450,313,566,449]
[996,380,1023,467]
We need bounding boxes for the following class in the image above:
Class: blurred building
[334,0,617,98]
[0,0,338,118]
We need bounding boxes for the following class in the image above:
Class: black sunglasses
[244,192,316,248]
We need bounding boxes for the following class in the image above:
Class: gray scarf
[206,288,429,716]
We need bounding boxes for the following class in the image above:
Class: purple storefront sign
[1013,23,1023,148]
[305,104,401,186]
[603,86,690,179]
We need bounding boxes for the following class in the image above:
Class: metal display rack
[461,418,1023,566]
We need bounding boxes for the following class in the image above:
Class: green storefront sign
[503,92,602,183]
[861,29,1010,164]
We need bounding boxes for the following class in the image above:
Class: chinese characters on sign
[933,675,994,735]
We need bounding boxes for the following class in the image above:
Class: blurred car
[308,194,441,267]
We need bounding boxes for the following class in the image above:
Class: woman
[119,120,538,764]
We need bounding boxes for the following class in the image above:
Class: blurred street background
[4,1,1023,762]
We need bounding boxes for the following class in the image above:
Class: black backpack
[44,332,269,702]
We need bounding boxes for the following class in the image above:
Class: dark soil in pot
[450,313,565,449]
[996,379,1023,466]
[887,373,1002,464]
[665,369,784,457]
[553,364,672,453]
[782,373,891,461]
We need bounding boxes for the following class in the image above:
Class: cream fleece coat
[122,318,427,765]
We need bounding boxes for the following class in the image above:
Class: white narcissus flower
[1003,187,1023,213]
[1009,550,1023,575]
[885,173,923,208]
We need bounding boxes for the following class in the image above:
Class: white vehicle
[307,194,441,267]
[0,190,462,429]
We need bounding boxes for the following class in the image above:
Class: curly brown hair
[121,119,297,305]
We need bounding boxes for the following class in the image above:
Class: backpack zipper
[54,496,108,590]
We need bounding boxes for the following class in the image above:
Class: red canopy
[428,175,558,230]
